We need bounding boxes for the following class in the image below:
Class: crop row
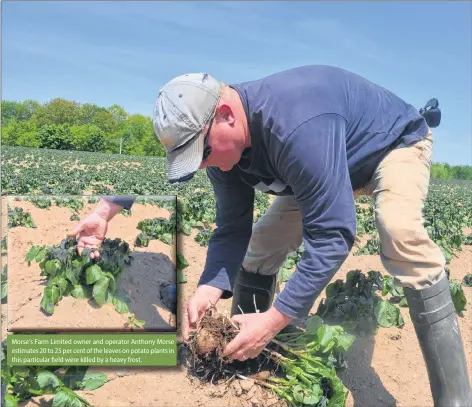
[2,145,472,278]
[2,146,472,407]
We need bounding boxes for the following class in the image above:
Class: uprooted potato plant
[25,237,134,316]
[186,306,355,407]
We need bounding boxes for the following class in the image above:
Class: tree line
[1,98,471,181]
[430,162,472,181]
[1,98,165,157]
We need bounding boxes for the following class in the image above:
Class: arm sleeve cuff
[103,195,136,210]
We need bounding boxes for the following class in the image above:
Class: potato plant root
[189,306,237,358]
[186,306,280,385]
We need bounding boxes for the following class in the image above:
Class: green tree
[36,124,74,150]
[16,130,41,148]
[107,104,127,127]
[116,114,165,156]
[91,109,116,134]
[1,100,40,125]
[32,98,81,127]
[1,119,38,146]
[1,120,20,144]
[69,124,106,152]
[21,100,42,121]
[1,101,23,125]
[78,103,103,125]
[77,104,116,134]
[430,162,472,181]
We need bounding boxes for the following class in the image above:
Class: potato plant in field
[135,217,175,247]
[7,207,36,229]
[188,306,355,407]
[194,229,213,247]
[1,341,107,407]
[316,270,405,336]
[2,146,472,407]
[2,147,471,262]
[25,237,133,316]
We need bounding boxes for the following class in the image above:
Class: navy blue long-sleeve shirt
[197,65,430,319]
[103,196,136,210]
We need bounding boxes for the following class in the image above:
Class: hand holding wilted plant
[67,213,108,259]
[67,199,123,259]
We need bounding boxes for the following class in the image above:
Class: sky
[2,1,471,165]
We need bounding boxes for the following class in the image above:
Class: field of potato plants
[1,145,472,407]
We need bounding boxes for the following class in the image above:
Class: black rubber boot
[230,267,277,316]
[403,275,472,407]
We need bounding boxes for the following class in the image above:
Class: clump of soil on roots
[186,306,279,384]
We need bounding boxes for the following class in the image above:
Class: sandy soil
[2,199,471,407]
[6,198,176,332]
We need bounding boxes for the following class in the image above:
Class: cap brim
[166,133,204,184]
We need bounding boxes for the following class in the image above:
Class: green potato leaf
[93,276,110,306]
[40,288,55,315]
[37,370,62,390]
[85,265,102,285]
[103,272,116,293]
[111,291,131,314]
[52,390,82,407]
[50,285,61,305]
[278,267,293,283]
[79,372,108,390]
[335,332,356,353]
[44,259,60,277]
[70,285,90,299]
[25,246,41,262]
[56,277,68,296]
[4,394,19,407]
[450,281,467,313]
[327,377,349,407]
[35,247,48,262]
[305,315,323,335]
[373,296,404,328]
[176,253,189,271]
[161,233,173,245]
[292,383,323,405]
[182,222,192,235]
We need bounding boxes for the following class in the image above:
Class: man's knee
[376,203,425,247]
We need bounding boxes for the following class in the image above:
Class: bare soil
[1,199,471,407]
[5,198,176,332]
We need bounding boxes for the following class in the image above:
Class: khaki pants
[242,129,447,290]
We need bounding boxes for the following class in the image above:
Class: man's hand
[222,307,292,361]
[67,199,123,259]
[67,213,108,259]
[182,285,224,341]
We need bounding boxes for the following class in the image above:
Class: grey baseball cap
[153,73,222,184]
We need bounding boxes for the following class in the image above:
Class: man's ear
[216,104,235,126]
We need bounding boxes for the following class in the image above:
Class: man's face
[199,104,244,172]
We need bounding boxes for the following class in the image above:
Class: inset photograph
[6,195,178,332]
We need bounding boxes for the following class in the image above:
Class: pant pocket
[413,130,433,163]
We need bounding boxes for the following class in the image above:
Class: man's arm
[197,166,255,299]
[273,113,357,319]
